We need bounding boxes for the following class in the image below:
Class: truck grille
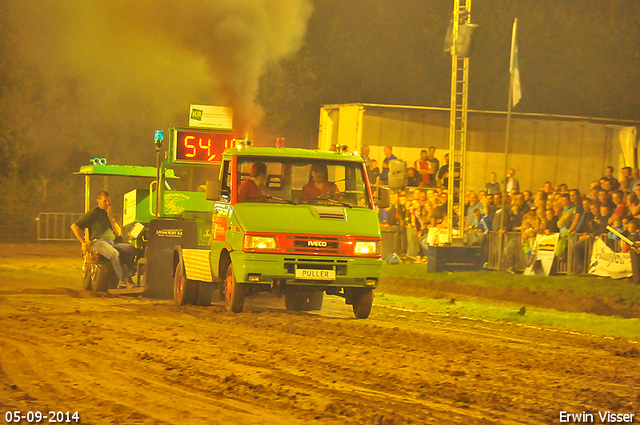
[285,235,346,255]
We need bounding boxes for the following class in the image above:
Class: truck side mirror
[377,186,390,209]
[205,180,220,201]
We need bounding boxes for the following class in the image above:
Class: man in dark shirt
[485,172,501,195]
[545,209,559,234]
[572,203,612,274]
[580,201,600,234]
[437,153,460,188]
[506,192,529,231]
[368,159,381,192]
[71,191,135,286]
[380,146,397,185]
[484,194,497,222]
[425,147,439,188]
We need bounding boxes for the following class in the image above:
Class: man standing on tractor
[71,191,135,287]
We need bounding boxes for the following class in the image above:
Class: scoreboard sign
[170,128,238,165]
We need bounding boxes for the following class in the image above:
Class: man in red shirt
[414,149,431,187]
[238,162,268,202]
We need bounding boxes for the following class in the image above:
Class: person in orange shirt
[414,149,431,187]
[302,163,339,200]
[238,162,268,202]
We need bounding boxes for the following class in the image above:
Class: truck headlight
[354,241,380,255]
[244,235,277,251]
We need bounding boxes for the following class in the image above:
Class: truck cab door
[210,159,232,277]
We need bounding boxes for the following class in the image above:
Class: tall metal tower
[446,0,472,244]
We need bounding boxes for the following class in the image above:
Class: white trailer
[319,103,639,191]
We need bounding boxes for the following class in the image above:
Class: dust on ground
[0,245,638,424]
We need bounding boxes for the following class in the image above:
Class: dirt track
[0,245,639,424]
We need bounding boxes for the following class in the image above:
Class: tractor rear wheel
[174,260,197,306]
[92,264,117,292]
[82,263,94,290]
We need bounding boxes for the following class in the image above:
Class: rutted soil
[0,245,638,424]
[379,277,640,319]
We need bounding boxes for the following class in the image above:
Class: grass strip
[382,262,640,303]
[374,291,640,339]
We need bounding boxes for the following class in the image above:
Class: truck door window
[220,160,231,201]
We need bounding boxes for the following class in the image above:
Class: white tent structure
[319,103,640,192]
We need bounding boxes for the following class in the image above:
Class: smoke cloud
[0,0,313,166]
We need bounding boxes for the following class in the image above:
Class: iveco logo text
[307,241,327,247]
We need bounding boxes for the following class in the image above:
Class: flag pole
[499,18,518,270]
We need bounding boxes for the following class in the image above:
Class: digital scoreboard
[170,128,238,165]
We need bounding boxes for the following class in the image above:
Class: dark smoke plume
[0,0,313,167]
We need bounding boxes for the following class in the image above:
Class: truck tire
[195,281,213,306]
[223,263,244,313]
[307,290,324,311]
[92,264,117,292]
[174,260,197,306]
[352,288,373,319]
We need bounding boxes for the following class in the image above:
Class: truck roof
[222,147,364,163]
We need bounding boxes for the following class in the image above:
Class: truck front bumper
[229,251,382,288]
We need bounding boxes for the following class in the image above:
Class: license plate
[295,269,336,280]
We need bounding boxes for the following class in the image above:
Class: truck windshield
[236,157,371,208]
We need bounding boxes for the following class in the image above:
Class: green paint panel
[233,204,380,237]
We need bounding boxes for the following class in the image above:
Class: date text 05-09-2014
[4,411,80,424]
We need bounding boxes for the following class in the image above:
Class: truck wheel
[307,290,324,311]
[195,281,213,306]
[174,260,197,306]
[223,263,244,313]
[92,264,116,292]
[352,288,373,319]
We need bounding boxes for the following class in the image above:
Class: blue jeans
[90,239,135,281]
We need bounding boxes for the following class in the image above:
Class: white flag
[510,19,522,107]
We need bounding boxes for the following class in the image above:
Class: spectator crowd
[363,145,640,276]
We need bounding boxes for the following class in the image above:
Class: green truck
[79,128,388,319]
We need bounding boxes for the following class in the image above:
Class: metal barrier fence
[36,213,84,242]
[486,231,624,275]
[486,232,502,270]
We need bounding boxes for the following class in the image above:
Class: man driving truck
[301,163,339,200]
[238,161,269,202]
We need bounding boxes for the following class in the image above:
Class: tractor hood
[233,203,380,238]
